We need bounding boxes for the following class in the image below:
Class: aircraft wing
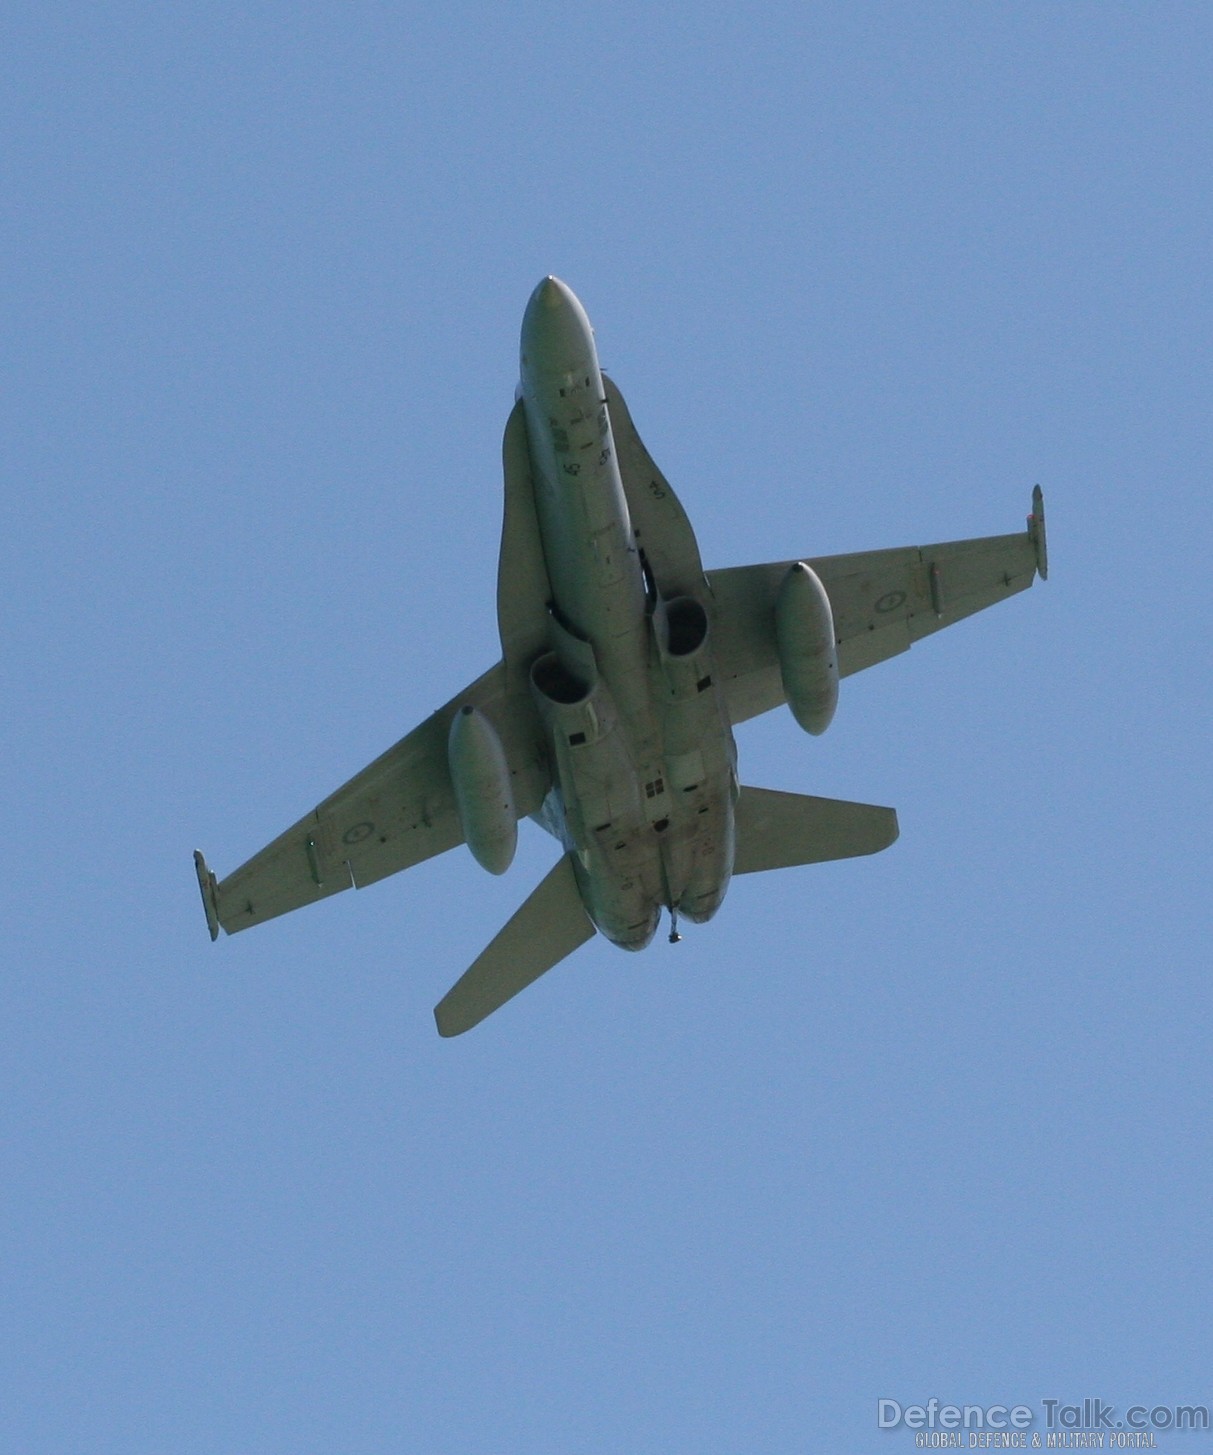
[196,663,549,937]
[709,489,1047,727]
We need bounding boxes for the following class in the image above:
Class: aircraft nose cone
[530,275,576,311]
[520,276,596,377]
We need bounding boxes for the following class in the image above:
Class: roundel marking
[875,590,907,614]
[342,821,374,846]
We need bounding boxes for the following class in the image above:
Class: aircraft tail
[733,785,899,875]
[434,855,596,1037]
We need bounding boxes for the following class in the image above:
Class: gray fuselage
[518,277,737,947]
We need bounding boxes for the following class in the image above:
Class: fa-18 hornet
[195,277,1048,1036]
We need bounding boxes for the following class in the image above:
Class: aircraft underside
[195,276,1048,1036]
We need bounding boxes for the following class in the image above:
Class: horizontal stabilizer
[733,785,899,875]
[434,855,596,1037]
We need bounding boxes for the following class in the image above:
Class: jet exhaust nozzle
[654,596,713,701]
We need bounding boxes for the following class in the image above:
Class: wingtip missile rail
[194,850,220,941]
[1029,485,1048,581]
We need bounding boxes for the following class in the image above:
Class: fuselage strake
[518,277,737,949]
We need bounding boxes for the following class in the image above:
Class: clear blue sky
[4,3,1211,1451]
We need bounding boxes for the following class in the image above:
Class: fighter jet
[195,276,1048,1036]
